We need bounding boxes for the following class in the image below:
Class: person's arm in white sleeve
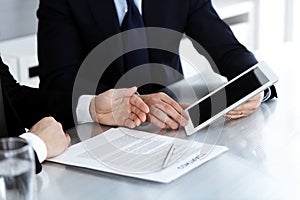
[76,95,94,124]
[26,117,70,160]
[76,87,149,128]
[20,132,47,163]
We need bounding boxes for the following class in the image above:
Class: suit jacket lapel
[87,0,120,39]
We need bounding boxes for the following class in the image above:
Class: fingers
[131,105,147,122]
[124,119,136,129]
[160,93,188,120]
[225,92,263,119]
[123,112,142,128]
[138,92,189,129]
[127,92,149,127]
[147,113,167,129]
[154,103,187,128]
[224,112,245,119]
[129,112,142,126]
[158,93,188,126]
[130,94,149,114]
[116,95,147,127]
[225,103,252,119]
[149,106,179,129]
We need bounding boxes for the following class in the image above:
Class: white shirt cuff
[76,95,94,124]
[20,132,47,163]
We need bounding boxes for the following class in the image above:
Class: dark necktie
[120,0,149,72]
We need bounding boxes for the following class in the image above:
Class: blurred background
[0,0,298,87]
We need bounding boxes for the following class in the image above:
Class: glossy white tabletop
[38,43,300,200]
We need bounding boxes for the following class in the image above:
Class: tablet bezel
[184,61,278,136]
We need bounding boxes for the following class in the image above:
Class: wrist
[89,96,97,122]
[76,95,95,123]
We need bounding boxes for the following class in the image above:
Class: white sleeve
[76,95,94,124]
[20,132,47,163]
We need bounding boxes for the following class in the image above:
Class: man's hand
[140,92,189,129]
[90,87,149,128]
[29,117,71,159]
[225,91,264,119]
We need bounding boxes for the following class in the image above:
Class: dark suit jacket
[37,0,263,95]
[0,74,42,173]
[0,56,74,173]
[0,87,42,173]
[0,57,74,130]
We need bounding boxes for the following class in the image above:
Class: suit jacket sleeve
[0,73,42,174]
[185,0,277,99]
[185,0,258,80]
[0,56,74,130]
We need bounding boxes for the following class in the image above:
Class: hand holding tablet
[184,62,278,136]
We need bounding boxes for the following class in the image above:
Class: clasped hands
[89,87,264,129]
[88,87,188,129]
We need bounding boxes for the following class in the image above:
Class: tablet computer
[184,61,278,136]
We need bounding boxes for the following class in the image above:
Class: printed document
[48,127,228,183]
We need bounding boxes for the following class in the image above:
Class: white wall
[258,0,300,48]
[0,0,38,41]
[292,0,300,43]
[258,0,286,49]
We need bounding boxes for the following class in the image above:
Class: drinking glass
[0,137,35,200]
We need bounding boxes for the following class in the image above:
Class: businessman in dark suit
[37,0,277,129]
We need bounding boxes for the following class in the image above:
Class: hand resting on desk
[29,117,71,159]
[140,92,189,129]
[89,87,149,128]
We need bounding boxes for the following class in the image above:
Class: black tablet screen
[188,67,269,128]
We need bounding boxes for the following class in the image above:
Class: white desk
[38,43,300,200]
